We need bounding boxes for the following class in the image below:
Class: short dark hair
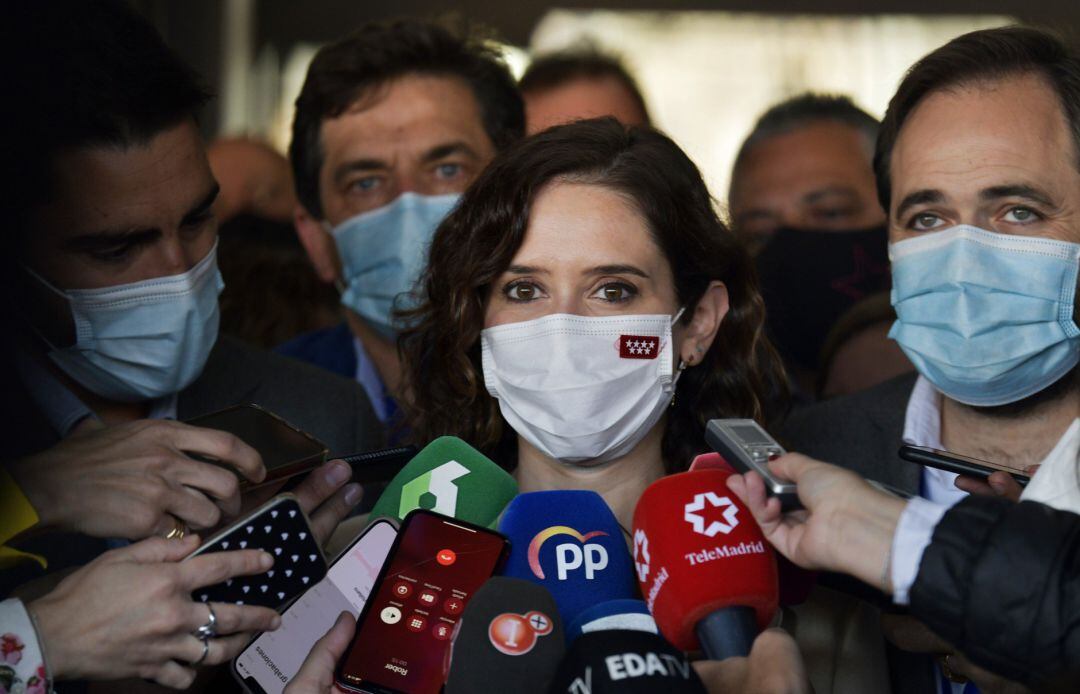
[519,48,650,124]
[5,0,210,237]
[874,26,1080,212]
[290,18,524,218]
[732,93,879,183]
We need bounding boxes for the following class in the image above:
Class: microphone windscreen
[565,599,657,642]
[688,452,735,473]
[632,470,778,651]
[498,490,636,627]
[368,436,517,527]
[547,630,706,694]
[445,577,565,694]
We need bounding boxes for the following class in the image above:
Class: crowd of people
[1,1,1078,693]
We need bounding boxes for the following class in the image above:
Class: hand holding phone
[899,445,1030,487]
[335,510,509,694]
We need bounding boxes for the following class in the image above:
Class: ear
[294,205,341,284]
[679,281,729,366]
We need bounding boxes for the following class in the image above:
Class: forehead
[318,73,492,164]
[732,121,873,201]
[890,73,1076,205]
[515,181,667,268]
[30,120,211,241]
[525,76,646,131]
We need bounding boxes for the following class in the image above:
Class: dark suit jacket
[1,336,384,593]
[779,371,921,495]
[779,372,936,694]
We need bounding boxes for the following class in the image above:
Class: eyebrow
[421,141,478,164]
[504,263,650,279]
[66,183,220,252]
[895,189,945,219]
[803,186,859,205]
[980,184,1056,207]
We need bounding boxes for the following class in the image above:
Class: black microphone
[445,577,565,694]
[547,630,706,694]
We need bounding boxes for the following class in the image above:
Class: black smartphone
[899,445,1030,486]
[233,518,398,694]
[186,494,329,609]
[341,446,419,486]
[334,510,510,694]
[185,403,328,489]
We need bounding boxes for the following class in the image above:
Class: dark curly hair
[398,118,788,471]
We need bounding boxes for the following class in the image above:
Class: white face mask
[26,244,224,402]
[480,310,685,465]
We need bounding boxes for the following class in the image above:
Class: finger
[187,601,281,636]
[291,612,356,691]
[181,549,274,591]
[170,460,243,512]
[749,628,810,692]
[171,631,260,668]
[954,475,998,497]
[766,453,817,483]
[105,534,200,564]
[726,474,749,505]
[164,485,224,530]
[161,420,266,483]
[292,460,352,516]
[986,471,1024,502]
[152,659,197,689]
[307,482,364,547]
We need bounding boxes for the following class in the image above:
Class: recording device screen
[729,423,774,446]
[185,404,327,487]
[336,511,508,694]
[233,519,397,694]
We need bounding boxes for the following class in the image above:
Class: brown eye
[505,281,539,302]
[593,282,637,303]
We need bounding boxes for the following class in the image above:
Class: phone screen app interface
[339,514,505,694]
[235,521,396,694]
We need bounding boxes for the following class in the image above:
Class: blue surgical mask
[329,192,459,337]
[26,243,224,402]
[889,225,1080,406]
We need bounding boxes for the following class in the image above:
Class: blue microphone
[497,490,636,627]
[566,599,658,642]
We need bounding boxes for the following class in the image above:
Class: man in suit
[2,1,383,582]
[781,27,1080,693]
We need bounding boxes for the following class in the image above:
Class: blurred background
[133,0,1073,204]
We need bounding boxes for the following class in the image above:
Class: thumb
[104,534,200,564]
[291,612,356,691]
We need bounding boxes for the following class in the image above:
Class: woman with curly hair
[398,117,787,530]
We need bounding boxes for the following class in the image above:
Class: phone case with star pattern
[186,494,328,610]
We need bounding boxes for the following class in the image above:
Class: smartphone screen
[233,519,397,694]
[336,511,509,694]
[185,404,328,487]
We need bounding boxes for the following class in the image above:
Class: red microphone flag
[632,469,778,651]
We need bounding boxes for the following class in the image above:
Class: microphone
[368,436,518,526]
[688,452,735,473]
[632,469,778,659]
[565,599,658,642]
[547,630,706,693]
[444,577,565,694]
[498,490,637,627]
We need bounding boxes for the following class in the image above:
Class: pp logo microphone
[488,610,555,656]
[684,492,739,538]
[529,527,609,581]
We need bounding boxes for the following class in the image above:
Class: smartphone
[335,510,510,694]
[899,445,1030,486]
[341,446,419,486]
[233,519,398,694]
[185,403,328,489]
[186,494,328,609]
[705,418,801,510]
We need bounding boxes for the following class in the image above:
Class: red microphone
[632,469,778,659]
[688,452,736,473]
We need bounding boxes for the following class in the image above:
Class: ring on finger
[164,516,187,540]
[193,602,218,640]
[190,635,210,667]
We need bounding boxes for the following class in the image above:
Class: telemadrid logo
[684,492,739,537]
[633,529,650,582]
[528,526,610,580]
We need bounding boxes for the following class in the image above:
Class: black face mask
[755,225,891,372]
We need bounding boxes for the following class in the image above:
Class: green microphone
[368,436,518,527]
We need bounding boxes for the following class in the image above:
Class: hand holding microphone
[725,453,906,593]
